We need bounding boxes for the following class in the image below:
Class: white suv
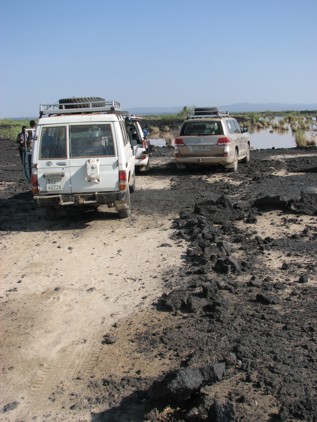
[31,97,136,218]
[126,117,150,172]
[175,107,250,171]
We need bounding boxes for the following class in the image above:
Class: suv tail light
[175,138,185,146]
[119,170,127,191]
[31,174,39,194]
[217,137,230,145]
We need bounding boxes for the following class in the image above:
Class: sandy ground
[0,156,189,421]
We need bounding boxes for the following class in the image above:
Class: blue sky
[1,0,316,117]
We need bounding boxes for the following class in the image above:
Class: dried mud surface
[1,137,317,421]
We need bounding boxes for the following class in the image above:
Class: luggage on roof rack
[188,107,229,118]
[194,107,219,115]
[39,97,121,117]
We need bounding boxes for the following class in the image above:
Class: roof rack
[188,107,229,119]
[39,100,121,117]
[188,112,229,119]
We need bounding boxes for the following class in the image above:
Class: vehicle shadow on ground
[91,389,157,422]
[289,165,317,173]
[0,192,121,233]
[147,160,231,177]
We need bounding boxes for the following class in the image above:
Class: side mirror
[241,127,248,133]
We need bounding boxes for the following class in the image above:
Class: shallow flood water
[149,128,316,150]
[249,128,296,149]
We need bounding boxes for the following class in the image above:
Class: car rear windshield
[70,124,115,158]
[39,126,67,159]
[180,121,223,136]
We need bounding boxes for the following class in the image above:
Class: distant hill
[221,103,317,112]
[128,103,317,115]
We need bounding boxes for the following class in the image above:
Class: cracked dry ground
[1,137,317,421]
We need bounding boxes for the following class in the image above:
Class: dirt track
[1,137,317,421]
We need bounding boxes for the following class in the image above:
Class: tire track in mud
[28,320,108,414]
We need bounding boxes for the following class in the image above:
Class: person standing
[27,120,36,152]
[16,125,27,162]
[24,120,37,181]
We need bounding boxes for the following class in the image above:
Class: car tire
[129,172,136,193]
[141,158,150,173]
[227,150,238,172]
[241,144,250,163]
[115,188,131,218]
[58,97,106,109]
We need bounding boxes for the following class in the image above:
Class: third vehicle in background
[126,117,150,173]
[174,107,250,172]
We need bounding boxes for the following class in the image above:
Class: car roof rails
[39,100,122,117]
[188,107,230,119]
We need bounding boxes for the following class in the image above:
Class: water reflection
[149,138,167,147]
[148,127,316,150]
[249,127,295,149]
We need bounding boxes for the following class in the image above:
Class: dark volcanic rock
[148,363,226,403]
[159,288,189,312]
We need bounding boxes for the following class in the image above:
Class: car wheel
[58,97,105,109]
[129,172,136,193]
[227,150,238,172]
[115,188,131,218]
[143,158,150,173]
[241,144,250,163]
[117,208,130,218]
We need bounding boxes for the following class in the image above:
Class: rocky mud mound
[91,148,317,421]
[147,194,317,421]
[1,137,317,421]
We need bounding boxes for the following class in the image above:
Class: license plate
[191,145,209,152]
[46,178,62,191]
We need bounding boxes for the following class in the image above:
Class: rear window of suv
[39,126,67,159]
[70,124,115,158]
[180,121,223,136]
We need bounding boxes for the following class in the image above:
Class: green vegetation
[144,106,195,121]
[0,119,32,140]
[295,130,309,147]
[295,130,317,147]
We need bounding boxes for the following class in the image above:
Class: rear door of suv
[69,123,119,193]
[178,120,224,156]
[36,125,71,194]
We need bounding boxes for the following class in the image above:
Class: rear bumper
[33,191,126,207]
[175,155,233,166]
[135,156,149,167]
